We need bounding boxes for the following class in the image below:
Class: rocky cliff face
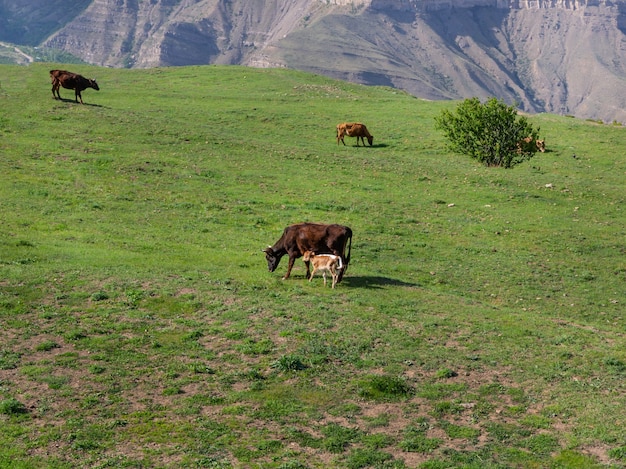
[2,0,626,122]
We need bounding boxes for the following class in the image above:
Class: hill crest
[2,0,626,122]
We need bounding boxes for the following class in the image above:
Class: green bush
[435,97,540,168]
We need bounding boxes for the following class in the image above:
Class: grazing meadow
[0,63,624,468]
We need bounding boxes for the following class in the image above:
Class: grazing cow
[263,223,352,282]
[337,122,374,146]
[336,122,356,145]
[302,251,343,288]
[516,136,545,154]
[50,69,99,104]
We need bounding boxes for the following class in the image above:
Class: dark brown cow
[337,122,374,146]
[50,69,99,104]
[263,223,352,282]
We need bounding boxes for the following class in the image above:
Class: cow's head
[536,139,545,152]
[367,136,374,146]
[263,246,279,272]
[90,79,100,91]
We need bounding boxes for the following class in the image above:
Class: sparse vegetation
[0,64,624,468]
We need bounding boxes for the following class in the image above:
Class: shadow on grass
[53,97,103,107]
[341,275,419,289]
[345,143,388,148]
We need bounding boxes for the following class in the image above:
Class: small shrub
[604,357,626,374]
[183,330,204,342]
[357,375,413,400]
[125,289,144,308]
[64,330,86,341]
[35,340,60,352]
[91,291,109,301]
[435,97,540,168]
[163,386,183,396]
[434,368,457,379]
[88,365,106,374]
[431,401,464,417]
[0,398,28,415]
[0,350,21,370]
[43,375,69,390]
[320,423,360,453]
[361,433,394,449]
[271,354,307,372]
[238,338,274,355]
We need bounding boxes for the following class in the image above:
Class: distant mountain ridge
[2,0,626,122]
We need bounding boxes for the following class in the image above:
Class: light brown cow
[535,139,546,152]
[302,251,343,288]
[337,122,374,146]
[336,122,355,145]
[516,136,545,154]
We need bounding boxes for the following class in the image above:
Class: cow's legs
[283,256,296,279]
[330,268,338,289]
[52,82,60,99]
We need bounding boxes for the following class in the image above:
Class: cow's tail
[338,229,352,283]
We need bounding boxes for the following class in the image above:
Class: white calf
[302,251,343,288]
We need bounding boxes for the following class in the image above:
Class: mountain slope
[2,0,626,122]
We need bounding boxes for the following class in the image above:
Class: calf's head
[90,79,100,91]
[367,136,374,146]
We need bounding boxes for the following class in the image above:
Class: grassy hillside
[0,63,624,468]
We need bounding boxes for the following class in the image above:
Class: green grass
[0,63,625,468]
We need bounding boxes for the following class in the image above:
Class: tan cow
[516,136,545,154]
[535,139,546,152]
[337,122,374,146]
[302,251,343,288]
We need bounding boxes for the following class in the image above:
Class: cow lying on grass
[50,69,100,104]
[336,122,374,146]
[302,251,343,288]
